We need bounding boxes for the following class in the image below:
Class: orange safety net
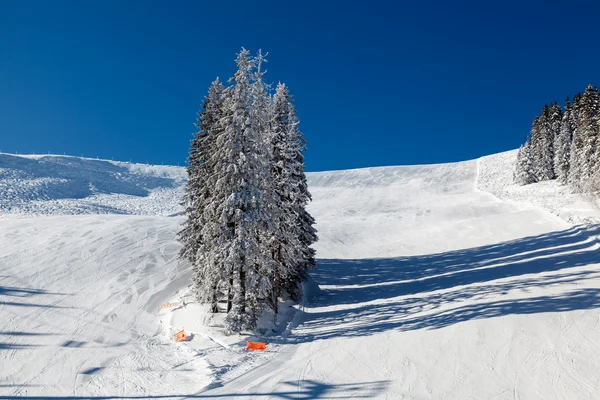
[174,330,187,343]
[159,302,179,311]
[246,341,267,351]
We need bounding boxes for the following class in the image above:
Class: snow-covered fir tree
[554,99,573,183]
[532,105,558,181]
[246,49,277,321]
[215,49,273,333]
[568,93,584,190]
[514,136,537,185]
[178,79,225,312]
[579,85,600,188]
[178,49,317,333]
[268,83,318,304]
[178,79,222,272]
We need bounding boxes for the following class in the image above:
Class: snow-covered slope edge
[478,149,600,224]
[3,150,599,226]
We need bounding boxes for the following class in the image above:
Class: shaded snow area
[2,152,600,399]
[0,153,186,217]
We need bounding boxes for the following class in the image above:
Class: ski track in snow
[1,152,600,399]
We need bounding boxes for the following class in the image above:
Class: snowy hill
[2,151,600,399]
[0,153,186,217]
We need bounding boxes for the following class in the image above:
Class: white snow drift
[1,151,600,399]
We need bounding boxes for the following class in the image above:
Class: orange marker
[159,302,179,311]
[174,329,187,343]
[246,341,267,351]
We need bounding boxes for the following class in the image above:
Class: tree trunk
[226,269,234,313]
[239,269,246,313]
[210,282,219,313]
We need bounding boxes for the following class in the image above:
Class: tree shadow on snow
[0,286,71,350]
[0,379,390,399]
[296,224,600,341]
[0,286,70,309]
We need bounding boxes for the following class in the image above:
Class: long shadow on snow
[0,286,70,309]
[316,224,600,287]
[0,287,66,297]
[0,286,72,350]
[0,379,390,399]
[298,225,600,341]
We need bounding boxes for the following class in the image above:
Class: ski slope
[1,152,600,399]
[0,153,185,217]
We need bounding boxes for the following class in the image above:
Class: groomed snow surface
[1,151,600,399]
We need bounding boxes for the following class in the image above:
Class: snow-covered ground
[0,153,185,217]
[1,151,600,399]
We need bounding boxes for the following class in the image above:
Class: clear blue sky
[1,1,599,171]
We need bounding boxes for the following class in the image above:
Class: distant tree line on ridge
[514,84,600,194]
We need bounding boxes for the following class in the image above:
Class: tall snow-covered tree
[246,49,277,320]
[568,93,584,190]
[514,136,537,185]
[178,78,225,312]
[579,85,600,187]
[215,49,272,333]
[554,99,573,183]
[532,105,557,181]
[270,83,318,302]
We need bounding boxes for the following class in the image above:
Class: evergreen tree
[178,78,225,312]
[533,105,556,181]
[568,93,584,190]
[554,99,572,183]
[580,85,600,187]
[217,49,272,333]
[514,136,537,185]
[178,49,317,334]
[269,83,318,304]
[247,50,278,318]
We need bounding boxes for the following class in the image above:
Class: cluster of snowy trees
[177,49,317,333]
[514,84,600,193]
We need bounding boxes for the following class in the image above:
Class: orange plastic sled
[174,329,188,343]
[246,341,267,351]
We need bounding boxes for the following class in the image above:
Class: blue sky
[1,1,599,171]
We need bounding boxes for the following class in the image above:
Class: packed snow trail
[2,153,600,398]
[0,216,213,397]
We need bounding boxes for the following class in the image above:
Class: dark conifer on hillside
[579,85,600,189]
[514,136,537,185]
[554,99,572,183]
[514,85,600,196]
[568,93,584,190]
